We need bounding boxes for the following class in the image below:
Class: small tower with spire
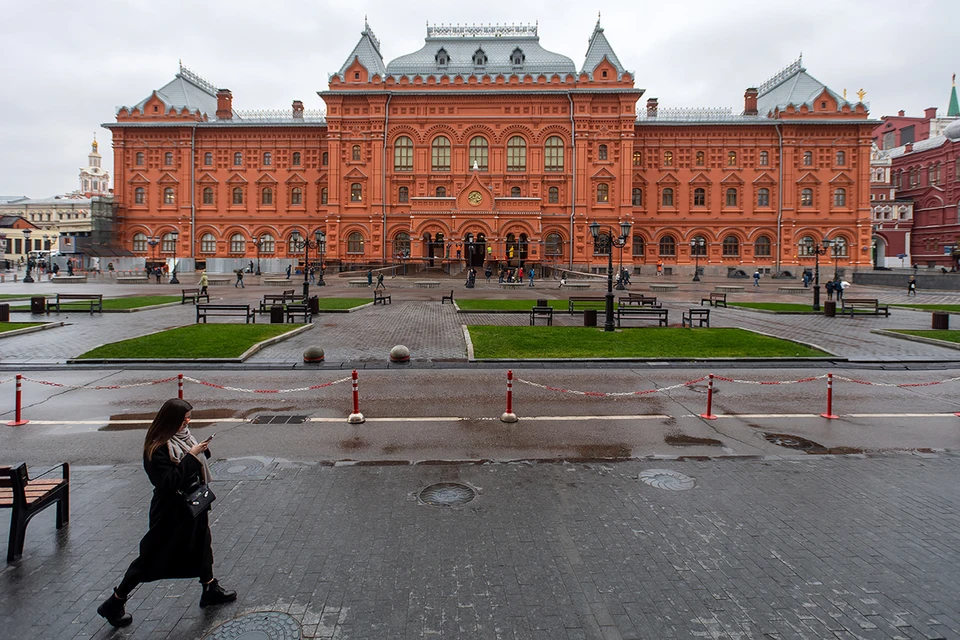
[948,73,959,118]
[79,135,110,197]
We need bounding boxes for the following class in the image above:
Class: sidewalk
[3,454,959,639]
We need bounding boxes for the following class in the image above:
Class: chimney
[924,107,938,120]
[905,142,913,153]
[646,98,658,118]
[216,89,233,120]
[292,100,304,119]
[898,110,905,117]
[744,87,759,116]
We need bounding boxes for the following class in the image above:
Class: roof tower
[948,73,959,118]
[579,15,628,79]
[333,18,388,81]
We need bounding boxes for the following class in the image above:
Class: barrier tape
[180,375,352,394]
[833,374,960,388]
[514,376,708,397]
[712,374,826,385]
[0,378,13,385]
[21,375,180,390]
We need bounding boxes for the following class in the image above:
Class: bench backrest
[0,464,28,503]
[57,294,102,299]
[711,293,725,298]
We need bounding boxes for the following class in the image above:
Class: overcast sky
[2,0,958,198]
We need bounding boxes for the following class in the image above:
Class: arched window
[204,152,213,166]
[234,152,243,166]
[431,136,450,171]
[755,235,772,257]
[548,186,559,204]
[757,188,770,207]
[659,235,676,256]
[350,183,362,202]
[288,234,303,254]
[836,150,845,166]
[135,152,144,166]
[202,187,214,205]
[200,233,216,253]
[507,136,526,171]
[803,151,813,166]
[161,232,177,252]
[292,152,301,166]
[352,145,361,161]
[544,136,564,171]
[545,233,563,256]
[663,151,673,166]
[596,183,609,203]
[320,187,328,205]
[832,237,848,257]
[469,136,489,170]
[632,188,643,206]
[436,186,446,197]
[347,232,364,253]
[232,187,243,205]
[511,47,524,65]
[398,186,409,203]
[632,235,645,256]
[511,186,521,197]
[691,236,707,256]
[834,188,847,207]
[695,151,705,166]
[163,187,175,205]
[727,151,737,166]
[662,188,674,207]
[472,49,486,66]
[759,151,769,166]
[230,233,245,253]
[801,188,813,206]
[263,152,272,166]
[261,187,273,205]
[291,187,302,205]
[798,236,815,256]
[133,232,147,252]
[435,48,449,66]
[722,235,740,256]
[694,188,706,207]
[393,232,411,256]
[260,234,275,253]
[164,152,174,166]
[134,187,145,204]
[598,145,608,160]
[725,188,738,206]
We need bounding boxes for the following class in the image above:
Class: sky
[2,0,958,198]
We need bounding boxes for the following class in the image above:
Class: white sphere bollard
[389,344,411,363]
[303,346,325,363]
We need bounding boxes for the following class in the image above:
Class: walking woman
[97,398,235,627]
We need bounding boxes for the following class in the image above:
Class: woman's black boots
[97,590,133,627]
[199,579,237,608]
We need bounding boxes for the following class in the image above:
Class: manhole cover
[763,433,823,450]
[209,457,274,478]
[205,611,300,640]
[252,415,308,425]
[638,469,696,491]
[418,482,476,506]
[686,384,719,395]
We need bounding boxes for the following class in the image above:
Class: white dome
[945,118,960,141]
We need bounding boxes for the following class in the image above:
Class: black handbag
[181,478,216,517]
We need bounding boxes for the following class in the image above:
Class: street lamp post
[292,230,326,299]
[614,235,629,291]
[169,231,180,284]
[590,220,632,332]
[22,229,34,283]
[253,235,262,276]
[803,237,832,311]
[691,238,705,282]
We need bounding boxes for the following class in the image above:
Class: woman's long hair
[144,398,193,460]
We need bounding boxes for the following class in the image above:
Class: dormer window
[473,49,487,66]
[435,48,449,66]
[511,48,525,66]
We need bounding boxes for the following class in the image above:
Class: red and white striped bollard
[501,370,518,423]
[6,374,29,426]
[348,369,365,424]
[820,372,839,419]
[699,373,717,420]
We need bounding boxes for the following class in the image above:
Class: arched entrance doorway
[463,232,487,267]
[872,235,887,268]
[422,232,445,267]
[505,233,529,267]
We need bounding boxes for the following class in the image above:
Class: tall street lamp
[316,231,326,287]
[292,230,325,299]
[252,235,262,276]
[590,220,632,332]
[614,233,629,291]
[691,237,705,282]
[803,237,832,311]
[22,229,34,283]
[169,230,180,284]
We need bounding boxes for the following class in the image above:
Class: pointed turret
[333,18,387,82]
[579,16,627,80]
[948,73,959,118]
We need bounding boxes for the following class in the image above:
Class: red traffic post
[178,373,184,400]
[699,373,718,420]
[6,374,29,426]
[820,372,839,419]
[348,369,365,424]
[500,370,518,423]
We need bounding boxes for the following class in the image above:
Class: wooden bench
[116,276,149,284]
[840,298,890,317]
[441,290,455,304]
[568,296,606,314]
[617,307,669,327]
[196,304,256,323]
[374,290,392,305]
[259,291,300,312]
[700,292,727,308]
[47,293,103,314]
[181,288,210,305]
[285,303,313,323]
[1,463,69,562]
[682,308,710,327]
[619,293,660,307]
[529,306,554,326]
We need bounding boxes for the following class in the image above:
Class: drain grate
[204,611,301,640]
[252,415,307,425]
[418,482,476,506]
[638,469,696,491]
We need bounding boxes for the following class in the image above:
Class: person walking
[96,398,236,628]
[234,269,244,288]
[154,267,162,284]
[656,260,664,276]
[834,277,845,302]
[753,270,760,288]
[528,267,535,288]
[825,279,834,300]
[199,271,209,297]
[498,268,505,284]
[559,271,567,288]
[908,276,917,296]
[485,266,493,283]
[285,264,292,279]
[309,266,316,284]
[375,272,385,290]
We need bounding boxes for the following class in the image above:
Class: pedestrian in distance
[154,267,162,284]
[834,277,845,301]
[67,260,74,276]
[96,398,236,628]
[753,270,760,287]
[199,271,209,296]
[367,269,373,287]
[498,268,505,284]
[908,276,917,296]
[528,267,535,287]
[309,266,316,284]
[825,279,834,300]
[485,266,493,283]
[234,269,244,288]
[375,272,385,290]
[656,260,664,276]
[285,264,292,279]
[559,271,567,288]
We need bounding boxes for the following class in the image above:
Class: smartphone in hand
[203,433,216,444]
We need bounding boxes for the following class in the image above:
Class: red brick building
[105,21,874,276]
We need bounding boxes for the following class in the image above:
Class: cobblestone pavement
[2,455,959,639]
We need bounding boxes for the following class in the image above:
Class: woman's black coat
[127,445,213,581]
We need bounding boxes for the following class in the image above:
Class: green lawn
[0,322,45,333]
[891,330,960,344]
[468,326,830,359]
[13,295,180,311]
[0,294,31,301]
[77,324,299,359]
[729,302,822,313]
[891,304,960,312]
[316,297,369,310]
[457,299,570,311]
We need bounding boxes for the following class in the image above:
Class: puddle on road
[763,432,862,455]
[100,408,237,431]
[665,434,723,447]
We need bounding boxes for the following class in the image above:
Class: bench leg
[56,493,69,528]
[8,512,27,562]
